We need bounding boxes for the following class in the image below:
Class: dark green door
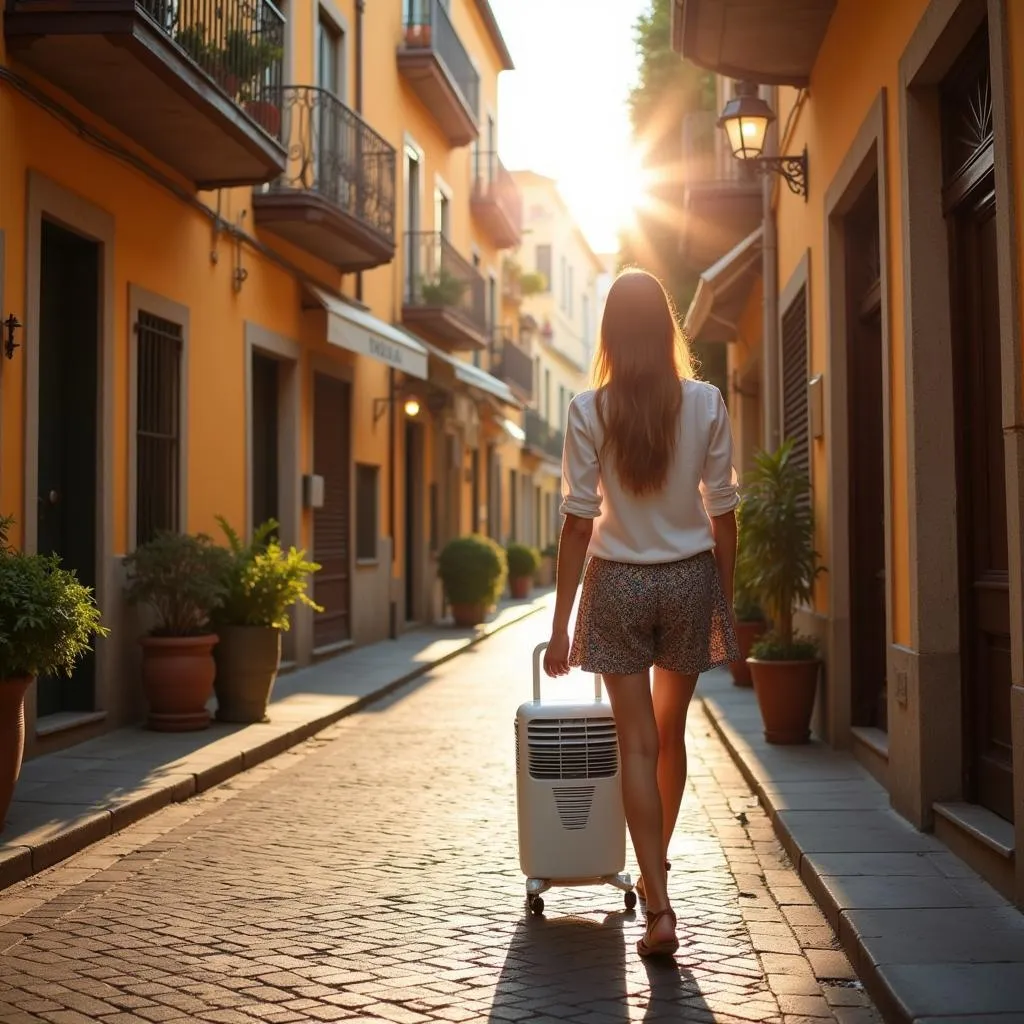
[36,220,100,718]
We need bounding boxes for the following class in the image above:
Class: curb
[1,600,548,894]
[700,696,906,1024]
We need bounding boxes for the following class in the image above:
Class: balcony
[402,231,488,350]
[397,0,479,147]
[672,0,836,87]
[679,110,762,272]
[502,259,523,306]
[253,87,395,271]
[471,152,523,249]
[5,0,287,188]
[490,325,533,401]
[524,408,564,463]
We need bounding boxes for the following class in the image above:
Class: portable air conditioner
[515,643,636,915]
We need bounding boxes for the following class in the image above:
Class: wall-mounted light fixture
[3,314,22,360]
[373,392,422,425]
[718,82,808,199]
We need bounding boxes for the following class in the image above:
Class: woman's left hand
[543,631,571,677]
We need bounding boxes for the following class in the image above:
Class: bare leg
[603,671,676,948]
[652,668,699,859]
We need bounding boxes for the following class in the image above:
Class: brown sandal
[635,860,671,904]
[637,907,679,958]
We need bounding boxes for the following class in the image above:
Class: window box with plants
[506,543,540,600]
[438,535,507,628]
[729,499,768,687]
[212,518,321,724]
[420,269,467,307]
[742,441,823,743]
[0,516,108,829]
[124,531,230,732]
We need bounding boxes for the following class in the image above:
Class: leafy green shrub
[214,517,322,630]
[541,542,558,559]
[124,531,231,637]
[506,543,541,580]
[740,440,823,661]
[0,516,109,680]
[420,269,467,306]
[438,535,507,607]
[734,497,766,623]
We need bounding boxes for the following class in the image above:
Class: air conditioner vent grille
[527,717,618,780]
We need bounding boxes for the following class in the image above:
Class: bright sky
[489,0,651,256]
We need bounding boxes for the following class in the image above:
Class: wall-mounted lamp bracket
[3,314,22,360]
[754,150,808,199]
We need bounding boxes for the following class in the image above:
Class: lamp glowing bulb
[403,398,421,418]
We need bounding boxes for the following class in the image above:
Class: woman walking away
[543,268,740,959]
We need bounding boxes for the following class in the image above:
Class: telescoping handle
[532,642,603,702]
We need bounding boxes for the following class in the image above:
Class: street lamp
[717,83,808,199]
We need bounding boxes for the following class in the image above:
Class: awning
[418,340,520,408]
[683,228,763,345]
[305,285,428,380]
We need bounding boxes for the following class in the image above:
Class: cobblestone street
[0,616,881,1024]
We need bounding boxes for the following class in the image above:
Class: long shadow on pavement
[490,909,712,1022]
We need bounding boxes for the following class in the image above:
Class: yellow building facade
[0,0,526,757]
[677,0,1024,904]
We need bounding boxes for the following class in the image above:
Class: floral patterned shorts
[569,550,740,677]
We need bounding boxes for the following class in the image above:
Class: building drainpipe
[761,84,782,452]
[354,0,365,306]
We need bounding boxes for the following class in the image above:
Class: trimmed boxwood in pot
[438,535,507,627]
[0,515,108,829]
[742,441,823,744]
[212,517,322,724]
[124,531,230,732]
[506,543,540,600]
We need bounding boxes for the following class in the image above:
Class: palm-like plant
[741,441,821,658]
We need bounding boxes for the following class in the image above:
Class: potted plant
[535,542,557,587]
[729,499,769,687]
[743,441,823,744]
[506,543,540,600]
[124,531,230,732]
[0,516,108,829]
[212,517,321,724]
[404,21,432,46]
[519,271,547,296]
[438,535,507,627]
[421,268,467,306]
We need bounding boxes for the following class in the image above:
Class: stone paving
[0,616,881,1023]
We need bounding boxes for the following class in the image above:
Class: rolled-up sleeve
[700,386,740,517]
[559,398,602,519]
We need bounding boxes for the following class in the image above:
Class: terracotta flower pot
[510,576,532,600]
[0,675,32,831]
[730,619,768,687]
[244,100,281,136]
[405,23,431,46]
[213,625,282,724]
[141,634,218,732]
[451,602,486,627]
[748,658,820,745]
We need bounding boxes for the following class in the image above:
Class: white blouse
[559,379,740,564]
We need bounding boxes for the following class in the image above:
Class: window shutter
[781,286,810,496]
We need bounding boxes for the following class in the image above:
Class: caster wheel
[529,896,544,915]
[624,890,637,910]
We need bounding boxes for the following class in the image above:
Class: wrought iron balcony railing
[153,0,286,138]
[490,325,533,400]
[472,151,523,237]
[404,231,487,335]
[525,408,565,462]
[403,0,480,117]
[265,85,396,243]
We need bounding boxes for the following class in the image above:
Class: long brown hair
[592,269,694,496]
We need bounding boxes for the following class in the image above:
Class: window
[251,352,280,533]
[560,255,567,309]
[136,311,182,547]
[544,368,552,421]
[559,385,568,431]
[434,188,450,237]
[317,10,342,96]
[582,294,590,348]
[536,244,552,291]
[355,464,379,561]
[781,286,810,501]
[568,266,574,317]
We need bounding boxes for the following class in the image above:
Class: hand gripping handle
[532,642,603,702]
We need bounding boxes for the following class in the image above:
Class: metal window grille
[136,311,182,546]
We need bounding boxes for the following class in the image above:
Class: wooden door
[251,352,280,533]
[845,183,888,730]
[942,28,1013,820]
[313,373,352,650]
[36,221,100,717]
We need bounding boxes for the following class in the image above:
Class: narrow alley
[0,617,880,1024]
